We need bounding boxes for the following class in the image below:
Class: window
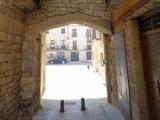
[50,40,55,49]
[61,40,66,49]
[86,29,91,40]
[100,53,104,60]
[47,53,53,58]
[61,28,65,34]
[57,52,65,57]
[73,41,77,50]
[72,29,77,37]
[87,45,92,50]
[86,52,92,60]
[86,29,96,40]
[92,52,94,60]
[92,30,96,39]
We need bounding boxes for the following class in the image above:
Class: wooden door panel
[114,32,131,120]
[141,31,160,120]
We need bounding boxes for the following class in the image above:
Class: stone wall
[108,0,160,119]
[26,0,111,34]
[106,20,149,120]
[126,20,149,120]
[0,4,26,120]
[40,33,46,98]
[0,31,22,120]
[105,36,118,105]
[29,0,111,22]
[19,30,40,120]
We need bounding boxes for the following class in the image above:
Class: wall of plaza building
[92,32,106,81]
[46,24,95,63]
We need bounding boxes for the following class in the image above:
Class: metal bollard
[60,100,65,112]
[81,98,86,111]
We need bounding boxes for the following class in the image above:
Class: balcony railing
[47,45,69,50]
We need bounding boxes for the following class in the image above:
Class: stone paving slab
[101,103,126,120]
[33,99,126,120]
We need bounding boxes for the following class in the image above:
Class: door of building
[138,11,160,120]
[86,52,92,60]
[140,27,160,120]
[71,52,79,61]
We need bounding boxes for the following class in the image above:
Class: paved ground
[43,64,107,100]
[33,64,125,120]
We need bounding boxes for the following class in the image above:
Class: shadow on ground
[33,98,125,120]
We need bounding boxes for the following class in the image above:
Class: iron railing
[138,12,160,32]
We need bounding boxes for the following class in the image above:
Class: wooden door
[87,52,92,60]
[141,31,160,120]
[114,32,131,120]
[71,52,79,61]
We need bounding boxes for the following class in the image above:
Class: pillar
[125,19,149,120]
[104,34,118,105]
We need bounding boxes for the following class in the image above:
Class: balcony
[87,39,92,43]
[47,45,68,51]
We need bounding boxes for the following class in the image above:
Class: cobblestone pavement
[33,64,125,120]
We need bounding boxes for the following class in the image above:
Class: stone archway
[20,10,112,118]
[27,13,111,34]
[0,0,158,120]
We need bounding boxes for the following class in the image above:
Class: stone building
[0,0,160,120]
[46,24,95,63]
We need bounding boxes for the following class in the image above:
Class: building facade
[92,31,106,80]
[46,24,96,63]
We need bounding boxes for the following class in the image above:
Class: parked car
[48,56,67,64]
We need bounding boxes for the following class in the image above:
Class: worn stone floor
[33,99,125,120]
[32,64,125,120]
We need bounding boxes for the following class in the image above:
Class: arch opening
[31,23,109,119]
[39,24,108,100]
[28,13,112,35]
